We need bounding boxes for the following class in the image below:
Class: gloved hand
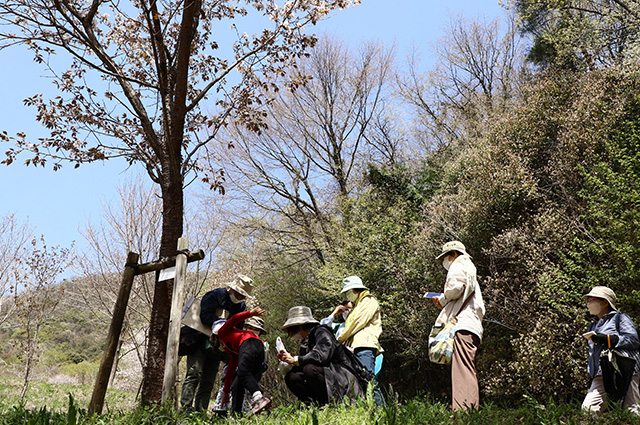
[591,333,619,347]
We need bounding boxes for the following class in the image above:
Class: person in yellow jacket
[337,275,384,405]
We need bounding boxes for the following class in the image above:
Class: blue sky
[0,0,508,254]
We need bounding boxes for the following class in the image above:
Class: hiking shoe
[250,396,271,415]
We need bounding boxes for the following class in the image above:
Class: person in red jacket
[217,306,271,415]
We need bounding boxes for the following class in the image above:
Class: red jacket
[218,310,263,394]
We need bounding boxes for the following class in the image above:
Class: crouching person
[277,306,366,406]
[217,306,272,416]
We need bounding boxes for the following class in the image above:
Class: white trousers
[582,374,640,414]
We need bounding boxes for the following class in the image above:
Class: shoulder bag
[599,313,636,403]
[428,290,475,365]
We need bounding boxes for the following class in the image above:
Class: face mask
[229,292,242,304]
[346,290,358,303]
[588,300,606,317]
[442,256,454,271]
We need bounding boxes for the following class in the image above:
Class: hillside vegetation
[2,0,640,420]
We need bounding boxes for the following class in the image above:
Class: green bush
[58,362,99,386]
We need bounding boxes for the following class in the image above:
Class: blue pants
[355,347,384,406]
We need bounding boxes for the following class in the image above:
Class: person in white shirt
[432,241,485,411]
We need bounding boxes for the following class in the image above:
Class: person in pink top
[217,306,271,416]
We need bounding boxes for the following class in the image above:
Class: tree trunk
[139,0,198,405]
[140,173,184,406]
[20,325,39,403]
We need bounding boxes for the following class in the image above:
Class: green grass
[2,378,640,424]
[0,377,136,413]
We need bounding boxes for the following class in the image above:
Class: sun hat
[211,319,226,335]
[245,316,267,334]
[435,241,470,264]
[340,276,368,293]
[228,274,254,297]
[281,306,319,330]
[584,286,617,310]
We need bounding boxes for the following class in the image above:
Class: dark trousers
[232,338,264,413]
[180,342,221,411]
[284,363,328,405]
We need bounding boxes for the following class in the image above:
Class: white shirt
[435,255,485,340]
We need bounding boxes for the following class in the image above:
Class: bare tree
[399,14,527,151]
[13,236,70,402]
[211,37,400,264]
[0,214,32,326]
[0,0,358,404]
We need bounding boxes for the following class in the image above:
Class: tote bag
[599,314,637,403]
[600,348,636,403]
[428,320,456,364]
[428,288,475,365]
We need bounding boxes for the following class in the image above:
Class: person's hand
[221,391,230,405]
[432,296,443,309]
[250,306,265,317]
[591,333,619,347]
[332,304,348,317]
[278,349,296,365]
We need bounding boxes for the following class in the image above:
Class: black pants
[232,338,264,413]
[284,363,328,405]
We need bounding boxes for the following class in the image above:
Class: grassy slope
[2,380,640,425]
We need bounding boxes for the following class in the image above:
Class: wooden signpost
[88,238,204,415]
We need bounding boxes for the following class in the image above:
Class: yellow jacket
[337,290,383,355]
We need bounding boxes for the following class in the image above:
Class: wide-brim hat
[435,241,470,264]
[281,306,319,330]
[340,275,368,293]
[228,274,254,297]
[584,286,617,310]
[245,316,267,334]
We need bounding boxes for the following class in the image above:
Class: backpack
[338,344,375,389]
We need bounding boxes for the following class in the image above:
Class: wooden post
[89,252,139,416]
[162,238,189,403]
[135,250,204,276]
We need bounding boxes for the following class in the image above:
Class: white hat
[228,274,254,297]
[435,241,470,264]
[340,276,368,293]
[584,286,617,310]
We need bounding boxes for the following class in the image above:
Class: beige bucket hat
[245,316,267,334]
[584,286,617,310]
[435,240,470,264]
[340,275,368,293]
[228,274,254,297]
[281,306,319,330]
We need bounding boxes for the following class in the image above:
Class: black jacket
[299,325,366,402]
[179,287,246,356]
[200,287,247,327]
